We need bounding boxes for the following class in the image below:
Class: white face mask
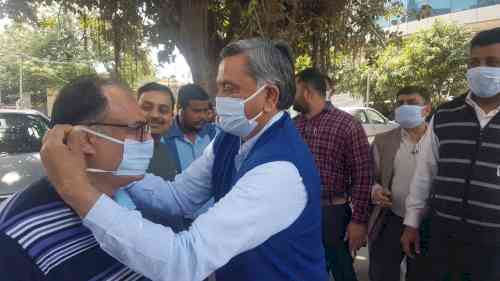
[80,127,154,176]
[215,85,267,137]
[467,66,500,98]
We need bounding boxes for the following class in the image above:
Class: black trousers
[369,211,429,281]
[322,204,358,281]
[423,217,500,281]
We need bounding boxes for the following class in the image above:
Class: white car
[340,106,399,142]
[0,108,50,202]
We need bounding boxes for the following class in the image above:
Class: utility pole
[19,55,23,108]
[18,54,31,109]
[366,71,370,107]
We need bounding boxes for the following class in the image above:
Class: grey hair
[220,38,296,110]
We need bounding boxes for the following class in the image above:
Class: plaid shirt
[294,104,373,224]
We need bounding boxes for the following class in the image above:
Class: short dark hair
[50,75,115,127]
[137,82,176,109]
[296,68,327,98]
[220,38,295,110]
[177,84,209,109]
[208,101,214,110]
[396,86,431,103]
[471,27,500,50]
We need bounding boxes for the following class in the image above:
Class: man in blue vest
[401,27,500,281]
[40,38,327,281]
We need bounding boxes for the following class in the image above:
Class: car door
[350,109,375,138]
[365,109,392,135]
[0,113,49,202]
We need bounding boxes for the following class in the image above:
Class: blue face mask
[467,67,500,98]
[80,127,154,176]
[395,105,425,129]
[215,85,267,137]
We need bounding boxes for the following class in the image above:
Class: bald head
[101,85,146,126]
[51,75,150,193]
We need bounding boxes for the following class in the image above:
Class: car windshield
[0,113,49,154]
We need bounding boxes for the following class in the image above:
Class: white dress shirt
[372,128,430,217]
[404,94,500,228]
[83,112,309,281]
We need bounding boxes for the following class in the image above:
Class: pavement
[347,246,405,281]
[327,247,370,281]
[353,247,370,281]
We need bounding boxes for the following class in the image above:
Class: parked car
[0,109,49,202]
[340,106,399,142]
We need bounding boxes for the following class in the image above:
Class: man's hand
[401,226,420,258]
[41,125,101,217]
[347,222,367,257]
[373,189,392,208]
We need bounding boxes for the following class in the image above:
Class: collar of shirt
[401,126,428,155]
[401,124,428,143]
[401,128,411,142]
[165,116,212,141]
[465,93,500,125]
[235,111,284,170]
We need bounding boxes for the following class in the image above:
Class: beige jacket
[368,128,402,242]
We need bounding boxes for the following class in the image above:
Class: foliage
[0,20,96,106]
[375,21,471,102]
[335,21,471,113]
[0,13,155,107]
[295,55,313,73]
[1,0,393,94]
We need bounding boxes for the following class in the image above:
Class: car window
[351,110,369,124]
[366,109,387,124]
[0,113,49,154]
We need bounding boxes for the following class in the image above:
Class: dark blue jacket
[211,113,327,281]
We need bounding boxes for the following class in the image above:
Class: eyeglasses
[82,121,151,142]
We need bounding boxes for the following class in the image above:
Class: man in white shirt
[39,38,327,281]
[368,86,431,281]
[401,27,500,281]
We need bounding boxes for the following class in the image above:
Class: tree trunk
[174,0,222,97]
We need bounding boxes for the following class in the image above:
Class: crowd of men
[0,26,499,281]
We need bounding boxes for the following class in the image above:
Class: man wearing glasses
[0,76,153,280]
[40,38,327,281]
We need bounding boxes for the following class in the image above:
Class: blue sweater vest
[211,113,327,281]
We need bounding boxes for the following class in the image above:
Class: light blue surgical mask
[395,105,425,129]
[215,85,267,137]
[80,127,154,176]
[467,66,500,98]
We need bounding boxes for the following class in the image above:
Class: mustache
[148,117,166,125]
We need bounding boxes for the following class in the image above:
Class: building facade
[379,1,500,34]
